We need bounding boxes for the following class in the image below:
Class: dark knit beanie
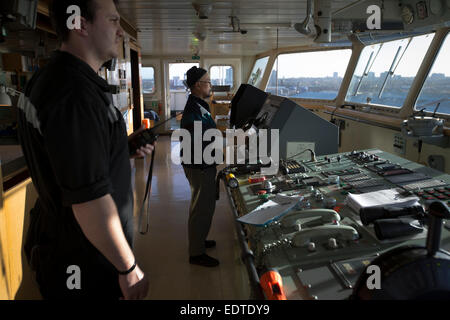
[186,66,207,88]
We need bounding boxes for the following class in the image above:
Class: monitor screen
[230,84,268,129]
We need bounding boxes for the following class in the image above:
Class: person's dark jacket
[180,94,217,169]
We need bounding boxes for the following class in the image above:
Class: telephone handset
[291,225,359,247]
[280,209,341,233]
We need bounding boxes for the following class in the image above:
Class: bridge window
[266,49,351,100]
[142,66,155,94]
[346,33,435,108]
[210,65,234,88]
[415,33,450,115]
[248,56,269,88]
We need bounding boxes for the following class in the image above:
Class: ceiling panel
[117,0,357,56]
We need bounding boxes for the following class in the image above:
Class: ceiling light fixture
[192,2,213,19]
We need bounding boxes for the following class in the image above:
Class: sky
[274,49,352,78]
[141,67,154,79]
[169,63,199,79]
[272,33,449,78]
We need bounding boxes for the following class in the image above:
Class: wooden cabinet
[0,171,40,299]
[0,166,9,299]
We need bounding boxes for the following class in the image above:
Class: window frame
[414,31,450,117]
[141,65,157,96]
[265,47,353,102]
[247,56,270,88]
[343,32,437,116]
[209,64,235,89]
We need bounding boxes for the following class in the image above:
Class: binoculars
[360,204,426,240]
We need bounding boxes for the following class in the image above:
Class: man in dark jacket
[180,67,219,267]
[17,0,151,299]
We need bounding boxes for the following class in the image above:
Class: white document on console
[236,194,302,227]
[346,188,420,213]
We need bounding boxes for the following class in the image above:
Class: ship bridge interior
[1,0,450,301]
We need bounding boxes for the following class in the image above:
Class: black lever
[373,216,424,240]
[426,201,450,257]
[360,204,424,225]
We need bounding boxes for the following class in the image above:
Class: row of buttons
[322,168,361,177]
[415,187,450,202]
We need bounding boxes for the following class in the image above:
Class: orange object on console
[260,269,287,300]
[142,118,150,129]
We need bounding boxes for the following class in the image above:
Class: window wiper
[391,37,412,75]
[352,51,373,96]
[352,45,381,96]
[378,37,412,98]
[377,46,402,98]
[415,97,450,116]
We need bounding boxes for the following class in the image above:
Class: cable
[287,148,316,162]
[138,145,156,235]
[330,105,341,123]
[137,111,185,234]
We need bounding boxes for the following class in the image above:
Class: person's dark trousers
[25,206,123,299]
[183,166,217,256]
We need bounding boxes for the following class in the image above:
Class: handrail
[223,181,265,300]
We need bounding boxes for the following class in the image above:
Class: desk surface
[0,144,23,163]
[1,144,27,191]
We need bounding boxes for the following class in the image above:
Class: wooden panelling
[0,177,40,299]
[0,165,11,299]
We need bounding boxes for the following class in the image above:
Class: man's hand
[131,143,155,159]
[129,125,156,159]
[119,264,149,300]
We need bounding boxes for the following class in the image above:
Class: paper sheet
[345,188,420,213]
[236,194,303,226]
